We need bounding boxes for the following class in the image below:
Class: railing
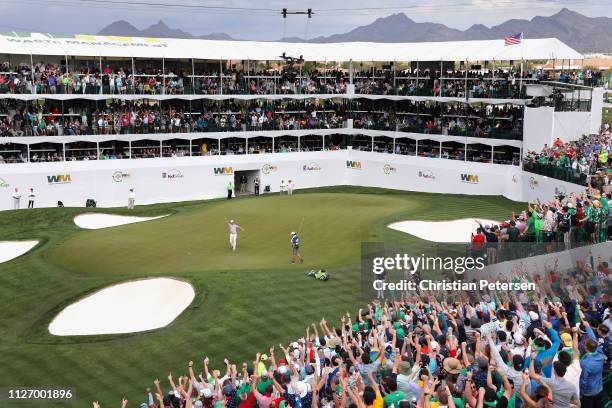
[0,74,551,99]
[523,161,588,185]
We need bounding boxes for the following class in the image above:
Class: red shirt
[239,391,255,408]
[471,233,485,250]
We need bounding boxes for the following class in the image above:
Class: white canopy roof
[0,33,583,62]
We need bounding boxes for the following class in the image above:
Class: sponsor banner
[261,164,278,174]
[213,166,234,176]
[383,164,397,174]
[112,171,131,183]
[162,169,184,179]
[302,162,321,171]
[418,170,436,180]
[47,174,72,184]
[346,160,362,170]
[0,177,8,188]
[460,173,479,184]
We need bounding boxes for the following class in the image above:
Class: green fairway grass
[0,187,524,407]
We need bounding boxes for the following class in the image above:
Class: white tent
[0,33,583,62]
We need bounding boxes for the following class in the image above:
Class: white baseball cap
[291,231,296,235]
[230,219,234,223]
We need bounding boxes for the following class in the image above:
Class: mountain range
[97,8,612,52]
[98,20,232,41]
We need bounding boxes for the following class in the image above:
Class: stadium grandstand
[0,33,607,208]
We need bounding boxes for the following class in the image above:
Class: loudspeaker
[86,199,97,208]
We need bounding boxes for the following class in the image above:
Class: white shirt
[13,191,21,199]
[129,191,136,199]
[562,359,581,397]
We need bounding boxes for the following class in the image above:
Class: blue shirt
[291,235,299,247]
[579,351,604,396]
[524,328,561,378]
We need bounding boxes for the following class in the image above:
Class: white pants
[229,233,237,251]
[128,198,135,209]
[13,198,20,209]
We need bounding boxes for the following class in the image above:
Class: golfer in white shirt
[12,188,21,209]
[280,180,286,195]
[287,180,294,195]
[128,188,136,209]
[224,218,245,252]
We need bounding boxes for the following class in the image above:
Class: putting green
[49,193,420,275]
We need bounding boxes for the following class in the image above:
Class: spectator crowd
[92,266,611,408]
[523,124,611,187]
[2,59,603,97]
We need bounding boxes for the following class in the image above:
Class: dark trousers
[254,185,260,195]
[28,200,34,208]
[580,392,602,408]
[227,190,232,199]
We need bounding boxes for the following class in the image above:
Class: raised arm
[519,373,537,408]
[203,357,211,381]
[153,378,163,401]
[168,373,177,393]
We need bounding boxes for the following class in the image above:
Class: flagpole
[519,32,524,96]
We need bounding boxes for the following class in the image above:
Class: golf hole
[0,240,39,264]
[388,218,499,243]
[73,213,169,229]
[48,277,195,336]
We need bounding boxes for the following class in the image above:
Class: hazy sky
[1,0,610,40]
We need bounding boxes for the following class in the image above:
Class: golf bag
[86,199,97,208]
[307,269,329,281]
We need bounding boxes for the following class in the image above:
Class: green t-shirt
[397,327,406,340]
[593,208,602,223]
[256,377,272,394]
[453,397,465,408]
[507,226,519,242]
[236,383,250,402]
[526,213,536,235]
[383,390,405,408]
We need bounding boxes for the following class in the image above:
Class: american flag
[504,32,523,46]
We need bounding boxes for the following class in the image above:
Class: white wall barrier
[0,151,587,211]
[523,104,601,153]
[553,111,593,143]
[479,241,611,281]
[523,107,554,153]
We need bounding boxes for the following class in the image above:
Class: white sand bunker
[74,213,168,229]
[49,278,195,336]
[0,240,38,264]
[388,218,499,243]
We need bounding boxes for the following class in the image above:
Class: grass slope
[0,188,523,407]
